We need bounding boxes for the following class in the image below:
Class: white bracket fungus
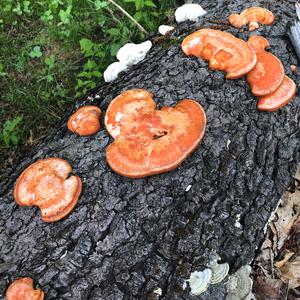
[104,41,152,82]
[208,258,230,284]
[226,265,254,299]
[183,269,212,295]
[103,61,128,83]
[153,287,162,296]
[116,41,152,66]
[183,255,230,295]
[175,4,207,23]
[158,25,175,35]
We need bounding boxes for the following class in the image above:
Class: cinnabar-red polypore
[14,158,82,222]
[181,28,257,79]
[105,89,207,178]
[6,278,44,300]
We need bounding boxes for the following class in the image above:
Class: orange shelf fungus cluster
[229,7,275,31]
[246,36,284,96]
[14,158,82,222]
[67,105,101,136]
[6,278,44,300]
[181,29,296,112]
[246,35,296,111]
[181,29,257,79]
[257,75,297,111]
[105,89,206,178]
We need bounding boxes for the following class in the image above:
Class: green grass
[0,0,178,175]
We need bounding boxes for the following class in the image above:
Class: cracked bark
[0,0,299,299]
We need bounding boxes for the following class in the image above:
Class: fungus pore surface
[0,0,299,299]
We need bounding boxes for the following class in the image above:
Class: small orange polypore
[105,89,207,178]
[257,75,296,111]
[67,106,101,136]
[246,35,284,96]
[13,158,82,222]
[229,7,275,29]
[6,278,44,300]
[181,28,257,79]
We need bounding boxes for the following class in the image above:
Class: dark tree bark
[0,0,299,299]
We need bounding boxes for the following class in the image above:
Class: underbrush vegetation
[0,0,177,175]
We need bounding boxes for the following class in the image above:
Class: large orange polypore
[14,158,82,222]
[105,89,206,178]
[229,7,275,29]
[105,89,156,139]
[181,28,257,79]
[246,35,284,96]
[257,76,297,111]
[6,278,44,300]
[67,106,101,136]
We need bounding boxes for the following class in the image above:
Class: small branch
[107,0,149,35]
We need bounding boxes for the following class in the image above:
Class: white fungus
[158,25,175,35]
[185,184,192,192]
[226,139,231,149]
[153,287,162,296]
[116,41,152,66]
[175,4,207,23]
[104,41,152,82]
[183,269,212,295]
[226,265,253,299]
[234,214,242,228]
[209,260,230,284]
[103,61,128,83]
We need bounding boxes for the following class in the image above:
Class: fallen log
[0,0,299,299]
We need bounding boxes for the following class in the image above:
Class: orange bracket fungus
[14,158,82,222]
[181,28,257,79]
[257,75,297,111]
[246,35,284,96]
[105,89,206,178]
[6,277,44,300]
[67,106,101,136]
[229,7,275,30]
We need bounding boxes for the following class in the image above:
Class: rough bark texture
[0,0,299,299]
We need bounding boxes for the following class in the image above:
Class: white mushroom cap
[103,61,128,83]
[175,4,207,23]
[183,269,212,296]
[116,41,152,66]
[158,25,175,35]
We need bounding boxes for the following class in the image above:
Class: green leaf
[45,56,55,68]
[144,0,156,7]
[41,10,53,22]
[47,74,54,82]
[12,3,22,16]
[134,11,142,21]
[0,63,7,77]
[107,28,120,36]
[59,5,72,24]
[110,43,121,56]
[84,59,97,70]
[29,46,43,58]
[1,116,23,147]
[23,1,31,13]
[80,38,94,53]
[98,14,107,26]
[95,0,108,10]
